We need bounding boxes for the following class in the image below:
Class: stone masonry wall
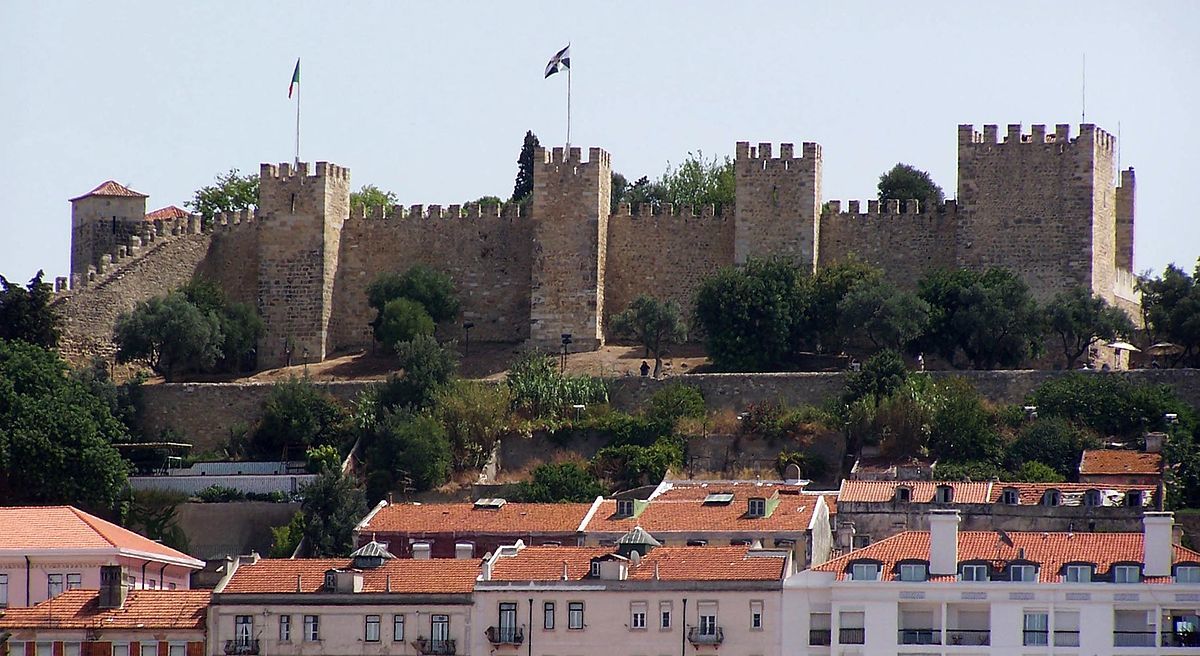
[329,204,532,354]
[603,204,734,335]
[1116,168,1136,272]
[817,200,958,286]
[734,142,821,270]
[70,195,147,278]
[192,215,261,307]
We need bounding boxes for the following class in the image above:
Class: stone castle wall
[734,142,821,269]
[817,200,958,285]
[329,204,533,353]
[603,203,734,330]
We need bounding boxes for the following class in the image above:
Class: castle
[56,122,1138,369]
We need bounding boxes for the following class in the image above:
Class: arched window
[1042,489,1061,506]
[1084,489,1102,507]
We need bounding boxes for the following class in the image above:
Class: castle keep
[58,123,1138,368]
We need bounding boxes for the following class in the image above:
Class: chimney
[98,565,127,609]
[1144,432,1166,454]
[837,521,856,551]
[1142,511,1174,578]
[928,509,961,576]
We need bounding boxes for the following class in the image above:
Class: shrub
[591,437,684,491]
[506,351,608,418]
[432,380,511,470]
[375,298,435,350]
[843,349,908,405]
[1005,416,1099,478]
[252,378,352,458]
[305,444,342,473]
[194,485,246,503]
[516,462,604,502]
[1010,461,1066,483]
[776,450,826,480]
[933,460,1005,482]
[380,335,458,412]
[364,412,452,501]
[1029,374,1196,440]
[644,384,706,426]
[927,378,1003,465]
[269,511,304,557]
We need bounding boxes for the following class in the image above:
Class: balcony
[946,629,990,646]
[1113,631,1157,647]
[838,627,865,645]
[485,626,524,646]
[687,627,724,646]
[808,629,831,646]
[899,629,940,645]
[1023,630,1049,647]
[223,640,259,656]
[412,638,456,655]
[1163,631,1200,648]
[1053,630,1080,647]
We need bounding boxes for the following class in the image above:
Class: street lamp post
[560,333,573,374]
[463,322,475,356]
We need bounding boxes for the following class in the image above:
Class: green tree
[591,438,683,491]
[837,281,930,352]
[379,335,459,412]
[252,378,352,458]
[1138,261,1200,367]
[298,469,368,557]
[1010,461,1066,483]
[877,163,945,210]
[432,380,511,470]
[802,260,884,351]
[918,268,1042,369]
[694,258,805,371]
[0,340,129,512]
[0,271,61,348]
[926,378,1003,465]
[933,460,1006,482]
[305,444,342,473]
[1005,417,1099,478]
[516,462,604,502]
[365,412,452,500]
[350,184,399,216]
[71,357,144,436]
[113,293,224,380]
[512,130,540,203]
[375,298,435,350]
[610,295,687,377]
[269,511,305,557]
[660,151,736,211]
[1045,287,1136,369]
[644,384,706,426]
[181,279,263,372]
[124,490,190,552]
[843,349,908,405]
[187,168,259,220]
[367,265,460,340]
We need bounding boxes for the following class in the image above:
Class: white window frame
[617,499,634,516]
[850,563,880,581]
[960,564,989,581]
[1064,565,1092,583]
[62,643,80,656]
[699,613,718,636]
[47,573,64,598]
[279,615,291,642]
[899,563,927,582]
[1000,488,1019,505]
[0,573,7,607]
[304,614,320,642]
[35,643,51,656]
[1009,564,1037,582]
[750,600,763,630]
[365,614,381,642]
[167,644,185,656]
[139,643,156,656]
[112,642,128,656]
[431,614,450,642]
[1176,565,1200,583]
[1023,611,1049,646]
[748,497,766,517]
[393,615,405,641]
[568,602,585,630]
[630,602,647,630]
[7,642,24,656]
[543,602,555,630]
[659,601,672,630]
[1112,564,1140,583]
[235,615,254,644]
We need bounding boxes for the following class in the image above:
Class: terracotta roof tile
[838,480,992,504]
[145,205,189,221]
[0,590,209,630]
[220,558,479,594]
[1080,450,1163,476]
[986,482,1155,505]
[488,545,787,582]
[360,502,592,535]
[813,530,1200,582]
[0,506,203,567]
[584,482,818,534]
[69,180,148,202]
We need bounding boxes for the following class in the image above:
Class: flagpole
[566,65,572,149]
[295,63,301,166]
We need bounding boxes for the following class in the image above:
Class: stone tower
[255,161,351,369]
[733,142,823,271]
[69,181,149,280]
[529,146,612,351]
[955,123,1129,302]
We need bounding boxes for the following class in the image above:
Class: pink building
[0,506,203,608]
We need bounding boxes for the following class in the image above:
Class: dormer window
[1084,489,1103,507]
[589,562,601,578]
[747,497,766,517]
[898,563,928,582]
[1000,488,1019,505]
[1064,564,1093,583]
[850,562,881,581]
[323,571,337,590]
[1041,489,1061,507]
[960,564,989,582]
[934,485,954,503]
[1174,565,1200,583]
[1126,490,1143,507]
[616,500,634,517]
[895,487,912,503]
[1112,565,1141,583]
[1008,564,1037,582]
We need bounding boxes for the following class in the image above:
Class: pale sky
[2,1,1197,283]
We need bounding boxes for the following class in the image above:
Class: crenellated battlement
[259,161,351,180]
[346,201,524,221]
[610,202,728,219]
[823,199,958,216]
[535,146,610,174]
[735,141,821,169]
[958,123,1116,152]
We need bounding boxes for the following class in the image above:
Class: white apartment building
[783,509,1200,656]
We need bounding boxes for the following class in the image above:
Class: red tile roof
[69,180,148,202]
[1080,450,1163,476]
[488,545,787,582]
[359,502,592,535]
[838,480,992,504]
[145,205,189,221]
[986,482,1154,505]
[813,530,1200,582]
[584,482,820,534]
[0,590,210,630]
[220,558,480,594]
[0,506,203,567]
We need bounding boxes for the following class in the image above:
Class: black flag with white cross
[544,44,570,78]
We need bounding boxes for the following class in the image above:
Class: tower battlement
[612,202,727,219]
[958,123,1116,152]
[536,146,610,172]
[824,199,958,216]
[259,161,351,180]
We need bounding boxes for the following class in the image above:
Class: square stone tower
[733,142,822,271]
[69,181,149,280]
[529,146,612,351]
[256,161,351,369]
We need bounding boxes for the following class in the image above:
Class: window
[323,571,336,590]
[63,644,80,656]
[112,643,128,656]
[168,645,185,656]
[1054,611,1081,647]
[1176,565,1200,583]
[1023,612,1049,646]
[7,643,24,656]
[899,563,927,582]
[47,574,64,598]
[851,535,871,549]
[934,485,954,503]
[850,563,880,581]
[393,615,405,641]
[1000,488,1019,505]
[699,613,717,636]
[630,602,647,629]
[686,539,708,547]
[809,613,832,646]
[960,564,989,582]
[304,615,320,642]
[1084,489,1103,506]
[1126,490,1143,507]
[896,486,912,502]
[588,562,601,578]
[35,643,51,656]
[365,615,381,642]
[168,583,176,590]
[568,602,585,629]
[431,615,450,642]
[750,600,763,630]
[1064,565,1092,583]
[235,615,254,645]
[66,574,82,591]
[499,602,518,639]
[1009,564,1037,582]
[280,615,291,642]
[659,602,672,629]
[838,611,865,645]
[147,579,157,590]
[1042,489,1061,506]
[616,499,634,517]
[747,497,766,517]
[0,573,7,607]
[543,601,555,629]
[139,644,156,656]
[1112,564,1140,583]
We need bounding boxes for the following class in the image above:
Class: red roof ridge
[69,180,148,202]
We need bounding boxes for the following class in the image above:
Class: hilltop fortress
[55,122,1138,369]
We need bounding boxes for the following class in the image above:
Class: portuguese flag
[288,59,300,98]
